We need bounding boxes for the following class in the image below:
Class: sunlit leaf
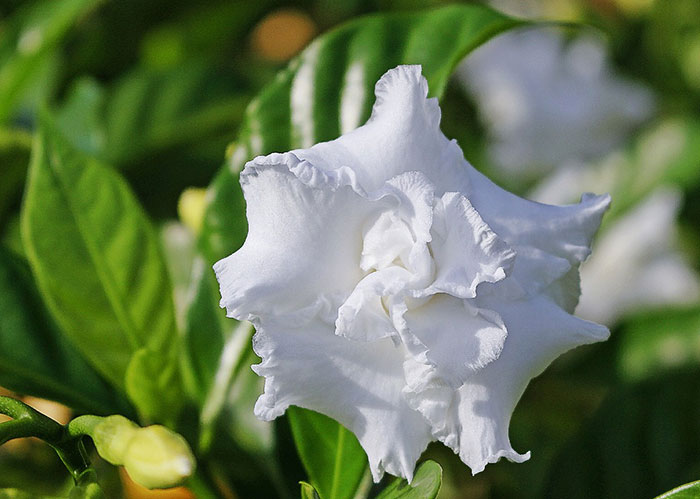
[654,480,700,499]
[0,246,130,416]
[21,113,180,422]
[300,481,321,499]
[376,460,442,499]
[288,407,367,499]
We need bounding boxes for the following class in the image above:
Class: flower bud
[122,425,195,489]
[177,187,207,235]
[91,415,139,465]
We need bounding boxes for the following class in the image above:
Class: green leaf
[198,321,257,451]
[0,0,104,123]
[0,129,32,226]
[199,4,524,262]
[655,481,700,499]
[0,246,129,415]
[54,78,106,159]
[180,258,228,406]
[543,369,700,499]
[0,490,61,499]
[124,347,182,426]
[605,117,700,221]
[56,66,249,169]
[376,460,442,499]
[101,64,249,167]
[300,481,321,499]
[618,306,700,381]
[287,407,367,499]
[21,113,180,422]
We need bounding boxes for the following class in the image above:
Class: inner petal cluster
[335,171,515,386]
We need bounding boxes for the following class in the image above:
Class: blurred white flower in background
[458,29,654,178]
[214,65,610,482]
[459,22,698,326]
[536,182,700,324]
[575,188,699,324]
[531,122,700,324]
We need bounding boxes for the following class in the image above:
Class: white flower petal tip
[470,450,532,476]
[214,64,611,481]
[371,65,441,128]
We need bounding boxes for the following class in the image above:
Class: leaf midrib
[330,423,346,499]
[39,129,144,354]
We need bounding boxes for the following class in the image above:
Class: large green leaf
[655,481,700,499]
[543,369,700,499]
[21,113,180,422]
[0,0,103,123]
[199,4,524,262]
[376,460,442,499]
[287,407,368,499]
[0,246,129,415]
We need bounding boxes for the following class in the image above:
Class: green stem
[66,415,102,438]
[0,395,64,443]
[0,396,91,483]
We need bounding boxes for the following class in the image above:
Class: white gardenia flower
[214,65,611,482]
[458,29,654,177]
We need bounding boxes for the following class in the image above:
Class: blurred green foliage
[1,0,700,498]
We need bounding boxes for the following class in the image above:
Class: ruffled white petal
[427,192,515,299]
[335,266,412,342]
[401,295,507,388]
[252,316,433,482]
[291,66,471,195]
[466,167,610,307]
[404,295,609,474]
[214,154,373,323]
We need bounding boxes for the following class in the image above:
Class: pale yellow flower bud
[122,425,195,489]
[91,415,138,465]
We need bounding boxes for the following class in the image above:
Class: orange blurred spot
[251,9,316,62]
[22,396,72,425]
[120,468,195,499]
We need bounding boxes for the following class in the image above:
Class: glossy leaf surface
[288,407,367,499]
[376,460,442,499]
[21,114,180,421]
[0,246,128,415]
